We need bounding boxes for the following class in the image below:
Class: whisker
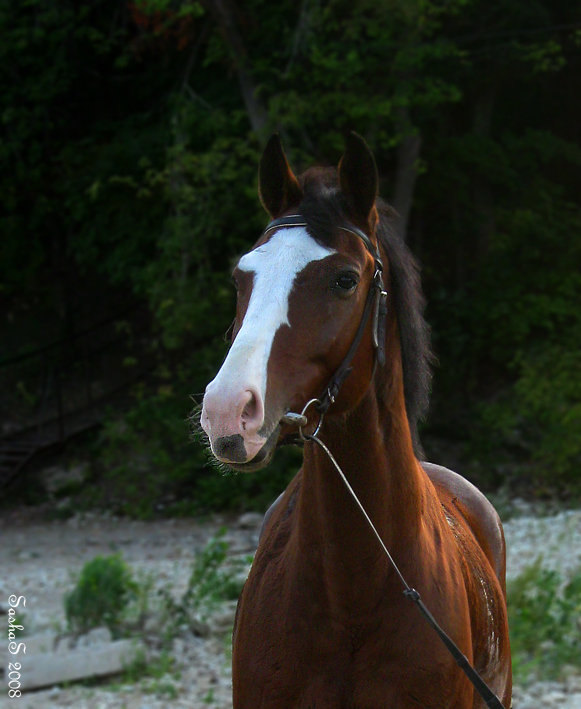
[188,403,205,442]
[186,403,236,475]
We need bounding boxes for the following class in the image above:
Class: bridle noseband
[264,214,388,422]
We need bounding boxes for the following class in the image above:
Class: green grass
[508,560,581,683]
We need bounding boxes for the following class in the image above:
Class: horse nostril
[242,393,256,424]
[241,389,263,432]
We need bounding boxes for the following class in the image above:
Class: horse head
[201,133,389,470]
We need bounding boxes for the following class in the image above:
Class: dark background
[1,0,580,517]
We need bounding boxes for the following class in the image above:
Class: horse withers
[200,133,512,708]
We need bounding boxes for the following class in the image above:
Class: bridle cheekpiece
[263,214,388,424]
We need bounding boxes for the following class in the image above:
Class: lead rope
[299,424,506,709]
[268,215,506,707]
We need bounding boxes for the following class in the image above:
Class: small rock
[565,670,581,690]
[172,637,187,663]
[545,690,567,704]
[211,602,237,634]
[21,632,56,654]
[191,617,211,637]
[55,635,74,652]
[18,549,38,560]
[20,638,145,690]
[42,464,87,495]
[238,512,264,529]
[76,626,112,647]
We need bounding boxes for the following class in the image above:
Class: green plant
[508,561,581,682]
[185,529,243,609]
[119,645,149,684]
[65,554,139,638]
[159,529,245,640]
[203,688,216,704]
[149,680,179,699]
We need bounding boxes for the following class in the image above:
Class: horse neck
[296,347,429,599]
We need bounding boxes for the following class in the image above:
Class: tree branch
[392,106,422,242]
[202,0,268,139]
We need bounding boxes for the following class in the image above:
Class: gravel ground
[1,500,580,709]
[503,505,581,708]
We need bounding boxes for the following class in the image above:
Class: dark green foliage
[63,536,244,666]
[184,529,242,606]
[65,554,138,637]
[509,562,581,680]
[84,353,300,517]
[160,529,242,621]
[426,128,581,489]
[158,529,246,643]
[2,0,580,510]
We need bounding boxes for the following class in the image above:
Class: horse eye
[333,272,359,292]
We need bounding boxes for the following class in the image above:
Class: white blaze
[209,227,334,409]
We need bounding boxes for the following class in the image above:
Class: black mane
[376,201,433,454]
[297,168,433,454]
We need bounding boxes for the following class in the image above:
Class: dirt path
[1,504,580,708]
[0,507,253,709]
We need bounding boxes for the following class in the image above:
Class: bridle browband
[260,214,507,709]
[264,214,388,418]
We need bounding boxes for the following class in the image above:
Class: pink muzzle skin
[201,382,267,464]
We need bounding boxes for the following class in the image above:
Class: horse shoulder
[259,491,285,541]
[422,461,507,591]
[258,471,302,542]
[233,473,303,696]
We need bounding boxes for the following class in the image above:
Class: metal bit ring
[299,398,324,441]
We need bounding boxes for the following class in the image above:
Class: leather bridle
[258,214,507,709]
[263,214,388,422]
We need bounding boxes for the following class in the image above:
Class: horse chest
[233,565,466,708]
[233,624,463,709]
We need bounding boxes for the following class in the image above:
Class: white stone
[210,602,237,635]
[20,639,144,691]
[76,626,112,647]
[237,512,264,529]
[19,632,56,655]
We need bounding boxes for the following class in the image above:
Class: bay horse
[200,133,512,708]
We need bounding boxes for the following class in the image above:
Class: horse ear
[259,134,303,218]
[338,132,378,226]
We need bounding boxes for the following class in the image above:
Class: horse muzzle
[200,382,281,470]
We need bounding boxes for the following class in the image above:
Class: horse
[200,132,512,708]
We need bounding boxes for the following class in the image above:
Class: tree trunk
[472,83,497,262]
[392,106,422,242]
[202,0,268,139]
